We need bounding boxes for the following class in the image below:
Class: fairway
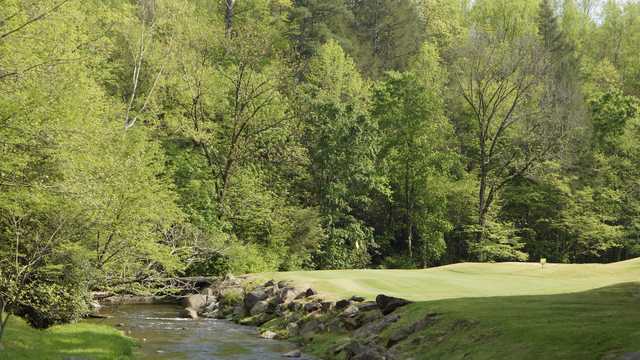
[258,258,640,301]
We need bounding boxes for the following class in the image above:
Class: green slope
[0,316,135,360]
[258,258,640,301]
[258,259,640,359]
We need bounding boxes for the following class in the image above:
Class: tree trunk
[0,301,10,344]
[224,0,235,38]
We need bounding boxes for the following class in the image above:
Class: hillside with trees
[1,0,639,333]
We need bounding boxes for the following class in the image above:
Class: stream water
[87,305,305,360]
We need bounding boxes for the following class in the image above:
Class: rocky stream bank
[100,276,428,360]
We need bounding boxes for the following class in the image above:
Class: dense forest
[1,0,639,329]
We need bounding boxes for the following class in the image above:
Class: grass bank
[256,259,640,359]
[0,315,136,360]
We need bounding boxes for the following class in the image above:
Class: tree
[452,30,561,248]
[371,46,459,266]
[347,0,425,77]
[287,0,355,62]
[300,40,383,269]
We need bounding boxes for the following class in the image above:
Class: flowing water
[87,305,305,360]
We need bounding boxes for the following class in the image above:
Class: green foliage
[2,1,640,340]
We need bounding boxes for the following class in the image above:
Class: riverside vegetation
[1,0,640,358]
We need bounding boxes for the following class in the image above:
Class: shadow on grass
[380,282,640,360]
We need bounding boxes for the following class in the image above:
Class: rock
[115,323,125,327]
[200,287,215,297]
[283,349,302,358]
[201,309,221,319]
[375,294,412,315]
[250,300,269,316]
[277,280,289,288]
[341,304,360,318]
[265,285,279,297]
[357,301,378,312]
[300,319,325,340]
[233,304,247,318]
[296,288,317,299]
[264,280,276,287]
[183,294,208,312]
[204,301,219,313]
[340,340,387,360]
[224,273,238,284]
[239,312,275,326]
[244,287,268,310]
[260,330,278,339]
[354,313,400,339]
[335,299,351,310]
[286,322,300,337]
[326,318,345,332]
[180,307,199,320]
[350,295,366,302]
[277,287,298,304]
[304,302,322,313]
[387,312,439,348]
[88,301,102,311]
[321,301,335,312]
[341,316,361,330]
[287,301,303,312]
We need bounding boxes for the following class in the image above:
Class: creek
[87,304,304,360]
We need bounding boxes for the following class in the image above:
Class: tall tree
[452,30,561,246]
[300,40,383,269]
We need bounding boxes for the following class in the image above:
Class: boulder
[180,307,198,320]
[354,313,400,339]
[183,294,208,312]
[277,287,298,304]
[304,302,322,313]
[321,301,335,312]
[233,304,247,318]
[283,349,302,358]
[340,340,387,360]
[286,322,300,337]
[265,284,279,297]
[350,295,366,302]
[300,318,325,340]
[88,301,102,311]
[277,280,289,288]
[386,312,439,348]
[357,301,378,312]
[250,300,269,316]
[264,280,276,287]
[375,294,412,315]
[296,288,317,299]
[260,330,278,339]
[200,287,215,297]
[204,301,219,313]
[335,299,351,310]
[287,301,303,312]
[244,287,268,310]
[341,304,360,318]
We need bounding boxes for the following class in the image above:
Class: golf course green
[259,258,640,301]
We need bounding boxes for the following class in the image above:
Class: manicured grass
[258,258,640,301]
[0,315,136,360]
[258,259,640,359]
[381,282,640,360]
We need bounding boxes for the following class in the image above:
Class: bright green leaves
[372,70,458,266]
